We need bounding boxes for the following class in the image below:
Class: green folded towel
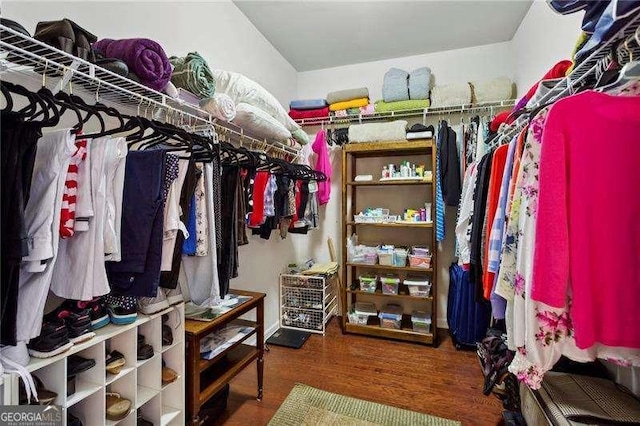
[374,99,431,113]
[169,52,215,98]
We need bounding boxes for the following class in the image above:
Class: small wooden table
[184,289,266,425]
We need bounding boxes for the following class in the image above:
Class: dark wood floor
[213,318,503,425]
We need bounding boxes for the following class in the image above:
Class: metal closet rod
[0,23,301,157]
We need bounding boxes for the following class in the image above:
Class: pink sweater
[312,129,331,205]
[532,91,640,350]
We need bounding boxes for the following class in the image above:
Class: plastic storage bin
[405,276,432,297]
[359,274,378,293]
[393,248,408,266]
[411,310,432,334]
[378,249,395,266]
[380,274,400,295]
[349,302,377,324]
[378,304,403,329]
[409,253,432,268]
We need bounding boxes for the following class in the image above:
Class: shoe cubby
[1,303,185,426]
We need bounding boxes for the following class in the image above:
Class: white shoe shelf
[1,303,185,426]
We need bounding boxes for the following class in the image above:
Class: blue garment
[289,99,327,110]
[182,193,197,255]
[106,150,165,297]
[435,123,446,242]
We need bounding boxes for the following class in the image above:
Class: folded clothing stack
[288,99,329,120]
[348,120,408,143]
[326,87,370,114]
[374,99,431,112]
[406,124,435,140]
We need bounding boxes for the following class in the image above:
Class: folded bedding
[382,68,410,102]
[408,67,432,100]
[328,97,369,111]
[93,38,172,91]
[291,128,310,146]
[348,120,408,143]
[430,83,472,107]
[288,106,330,120]
[374,99,431,112]
[213,69,307,144]
[170,52,216,98]
[233,103,291,141]
[471,77,514,103]
[289,99,327,110]
[200,93,236,122]
[406,131,433,140]
[326,87,369,104]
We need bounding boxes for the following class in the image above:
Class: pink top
[532,91,640,349]
[312,129,331,205]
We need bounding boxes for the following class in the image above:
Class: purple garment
[93,38,172,91]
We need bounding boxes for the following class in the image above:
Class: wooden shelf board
[343,140,434,155]
[347,180,432,186]
[345,321,433,345]
[346,222,433,228]
[198,320,258,372]
[199,344,259,404]
[346,263,432,273]
[347,289,433,301]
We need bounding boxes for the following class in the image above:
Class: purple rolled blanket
[93,38,172,91]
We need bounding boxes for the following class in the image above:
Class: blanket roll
[200,93,236,122]
[289,106,330,120]
[409,67,431,100]
[374,99,431,112]
[93,38,172,91]
[329,97,369,111]
[170,52,216,98]
[348,120,408,143]
[430,83,472,107]
[471,77,514,103]
[383,68,410,102]
[290,99,327,110]
[326,87,369,104]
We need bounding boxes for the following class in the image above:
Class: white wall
[511,0,583,96]
[297,41,515,101]
[3,0,298,335]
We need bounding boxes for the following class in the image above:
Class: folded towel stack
[406,123,435,140]
[326,87,371,115]
[288,99,329,120]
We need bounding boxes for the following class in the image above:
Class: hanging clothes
[312,129,331,205]
[438,121,462,206]
[435,122,447,242]
[218,166,239,296]
[468,151,493,289]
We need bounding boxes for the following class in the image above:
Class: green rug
[268,383,461,425]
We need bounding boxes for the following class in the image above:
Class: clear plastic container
[378,304,403,329]
[359,274,378,293]
[405,276,432,297]
[349,302,377,325]
[380,274,400,295]
[377,250,395,266]
[409,253,432,268]
[411,310,432,334]
[393,248,408,267]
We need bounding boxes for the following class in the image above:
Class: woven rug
[268,383,461,426]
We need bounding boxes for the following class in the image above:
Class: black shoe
[67,355,96,377]
[162,324,173,346]
[137,412,153,426]
[68,412,83,426]
[104,294,138,325]
[28,320,73,358]
[46,306,95,344]
[137,335,154,361]
[62,298,110,331]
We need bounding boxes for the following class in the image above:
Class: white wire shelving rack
[294,99,517,127]
[0,24,300,158]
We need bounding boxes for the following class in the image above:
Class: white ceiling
[234,1,533,72]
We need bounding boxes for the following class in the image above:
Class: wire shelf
[0,24,300,157]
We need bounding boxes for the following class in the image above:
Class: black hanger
[1,83,13,112]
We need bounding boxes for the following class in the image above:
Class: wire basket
[280,274,325,289]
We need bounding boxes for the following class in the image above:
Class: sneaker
[163,286,183,306]
[62,298,109,331]
[45,308,95,344]
[28,320,73,358]
[138,290,169,315]
[103,294,138,325]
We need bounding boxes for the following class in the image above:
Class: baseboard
[246,321,280,346]
[437,317,449,329]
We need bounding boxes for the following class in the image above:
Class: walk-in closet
[1,1,639,425]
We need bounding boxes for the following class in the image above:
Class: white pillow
[232,103,292,141]
[348,120,408,143]
[213,69,302,134]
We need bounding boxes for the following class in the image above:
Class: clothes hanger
[1,82,13,112]
[597,37,640,93]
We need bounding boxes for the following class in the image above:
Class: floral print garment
[194,163,209,257]
[501,107,640,389]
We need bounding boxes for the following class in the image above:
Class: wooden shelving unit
[341,139,437,346]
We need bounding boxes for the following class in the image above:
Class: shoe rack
[1,303,185,426]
